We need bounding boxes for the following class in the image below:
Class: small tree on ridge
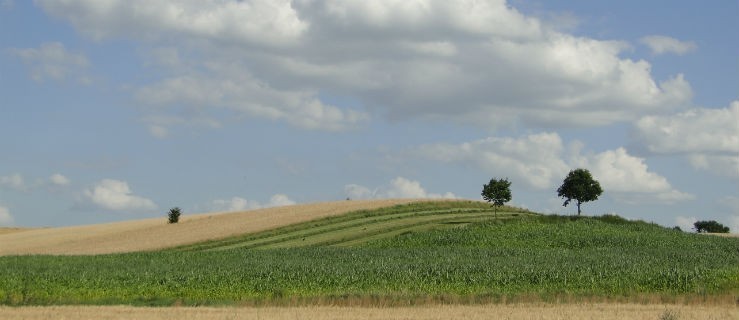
[482,177,512,218]
[168,207,182,224]
[557,168,603,216]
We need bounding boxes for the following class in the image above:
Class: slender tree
[481,178,512,218]
[557,168,603,215]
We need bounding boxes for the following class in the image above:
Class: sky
[1,0,737,231]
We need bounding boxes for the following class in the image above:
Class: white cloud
[10,42,90,83]
[0,205,13,226]
[415,133,569,189]
[37,0,691,132]
[635,102,739,154]
[687,154,739,178]
[345,177,456,200]
[209,194,296,212]
[0,173,26,191]
[36,0,308,45]
[640,35,697,55]
[634,101,739,178]
[80,179,157,212]
[414,132,691,204]
[571,148,694,204]
[135,72,368,133]
[49,173,71,186]
[675,216,697,232]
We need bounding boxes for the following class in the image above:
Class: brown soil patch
[0,199,427,256]
[1,304,736,320]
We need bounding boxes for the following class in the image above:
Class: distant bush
[168,207,182,224]
[694,220,729,233]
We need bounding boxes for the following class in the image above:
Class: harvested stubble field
[1,304,737,320]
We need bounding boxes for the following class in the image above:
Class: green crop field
[0,201,737,306]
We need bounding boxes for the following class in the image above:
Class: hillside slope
[0,199,423,256]
[174,200,529,251]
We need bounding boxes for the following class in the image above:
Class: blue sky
[1,0,737,231]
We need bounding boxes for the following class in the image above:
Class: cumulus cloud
[80,179,157,212]
[0,205,13,226]
[10,42,90,83]
[0,173,26,191]
[37,0,691,132]
[413,132,691,204]
[36,0,308,45]
[634,101,739,178]
[49,173,71,186]
[640,35,697,55]
[135,71,368,133]
[416,133,569,189]
[209,194,296,212]
[571,148,694,204]
[345,177,456,200]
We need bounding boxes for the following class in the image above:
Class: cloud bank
[37,0,692,134]
[634,101,739,178]
[414,132,691,204]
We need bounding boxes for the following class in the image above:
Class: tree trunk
[577,201,581,215]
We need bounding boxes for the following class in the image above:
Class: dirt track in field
[0,199,424,256]
[1,304,736,320]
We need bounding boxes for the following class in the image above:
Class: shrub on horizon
[168,207,182,224]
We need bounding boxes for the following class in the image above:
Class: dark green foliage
[481,178,512,217]
[0,207,737,306]
[167,207,181,224]
[694,220,730,233]
[557,168,603,215]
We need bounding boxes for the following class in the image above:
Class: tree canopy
[557,168,603,215]
[481,177,512,217]
[694,220,730,233]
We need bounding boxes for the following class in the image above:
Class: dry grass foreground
[1,304,737,320]
[0,199,425,256]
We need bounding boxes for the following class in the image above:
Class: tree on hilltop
[168,207,182,224]
[557,168,603,216]
[481,177,512,218]
[694,220,729,233]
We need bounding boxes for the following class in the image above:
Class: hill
[0,200,737,306]
[0,199,421,256]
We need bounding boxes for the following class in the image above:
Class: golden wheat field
[0,199,424,256]
[2,304,737,320]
